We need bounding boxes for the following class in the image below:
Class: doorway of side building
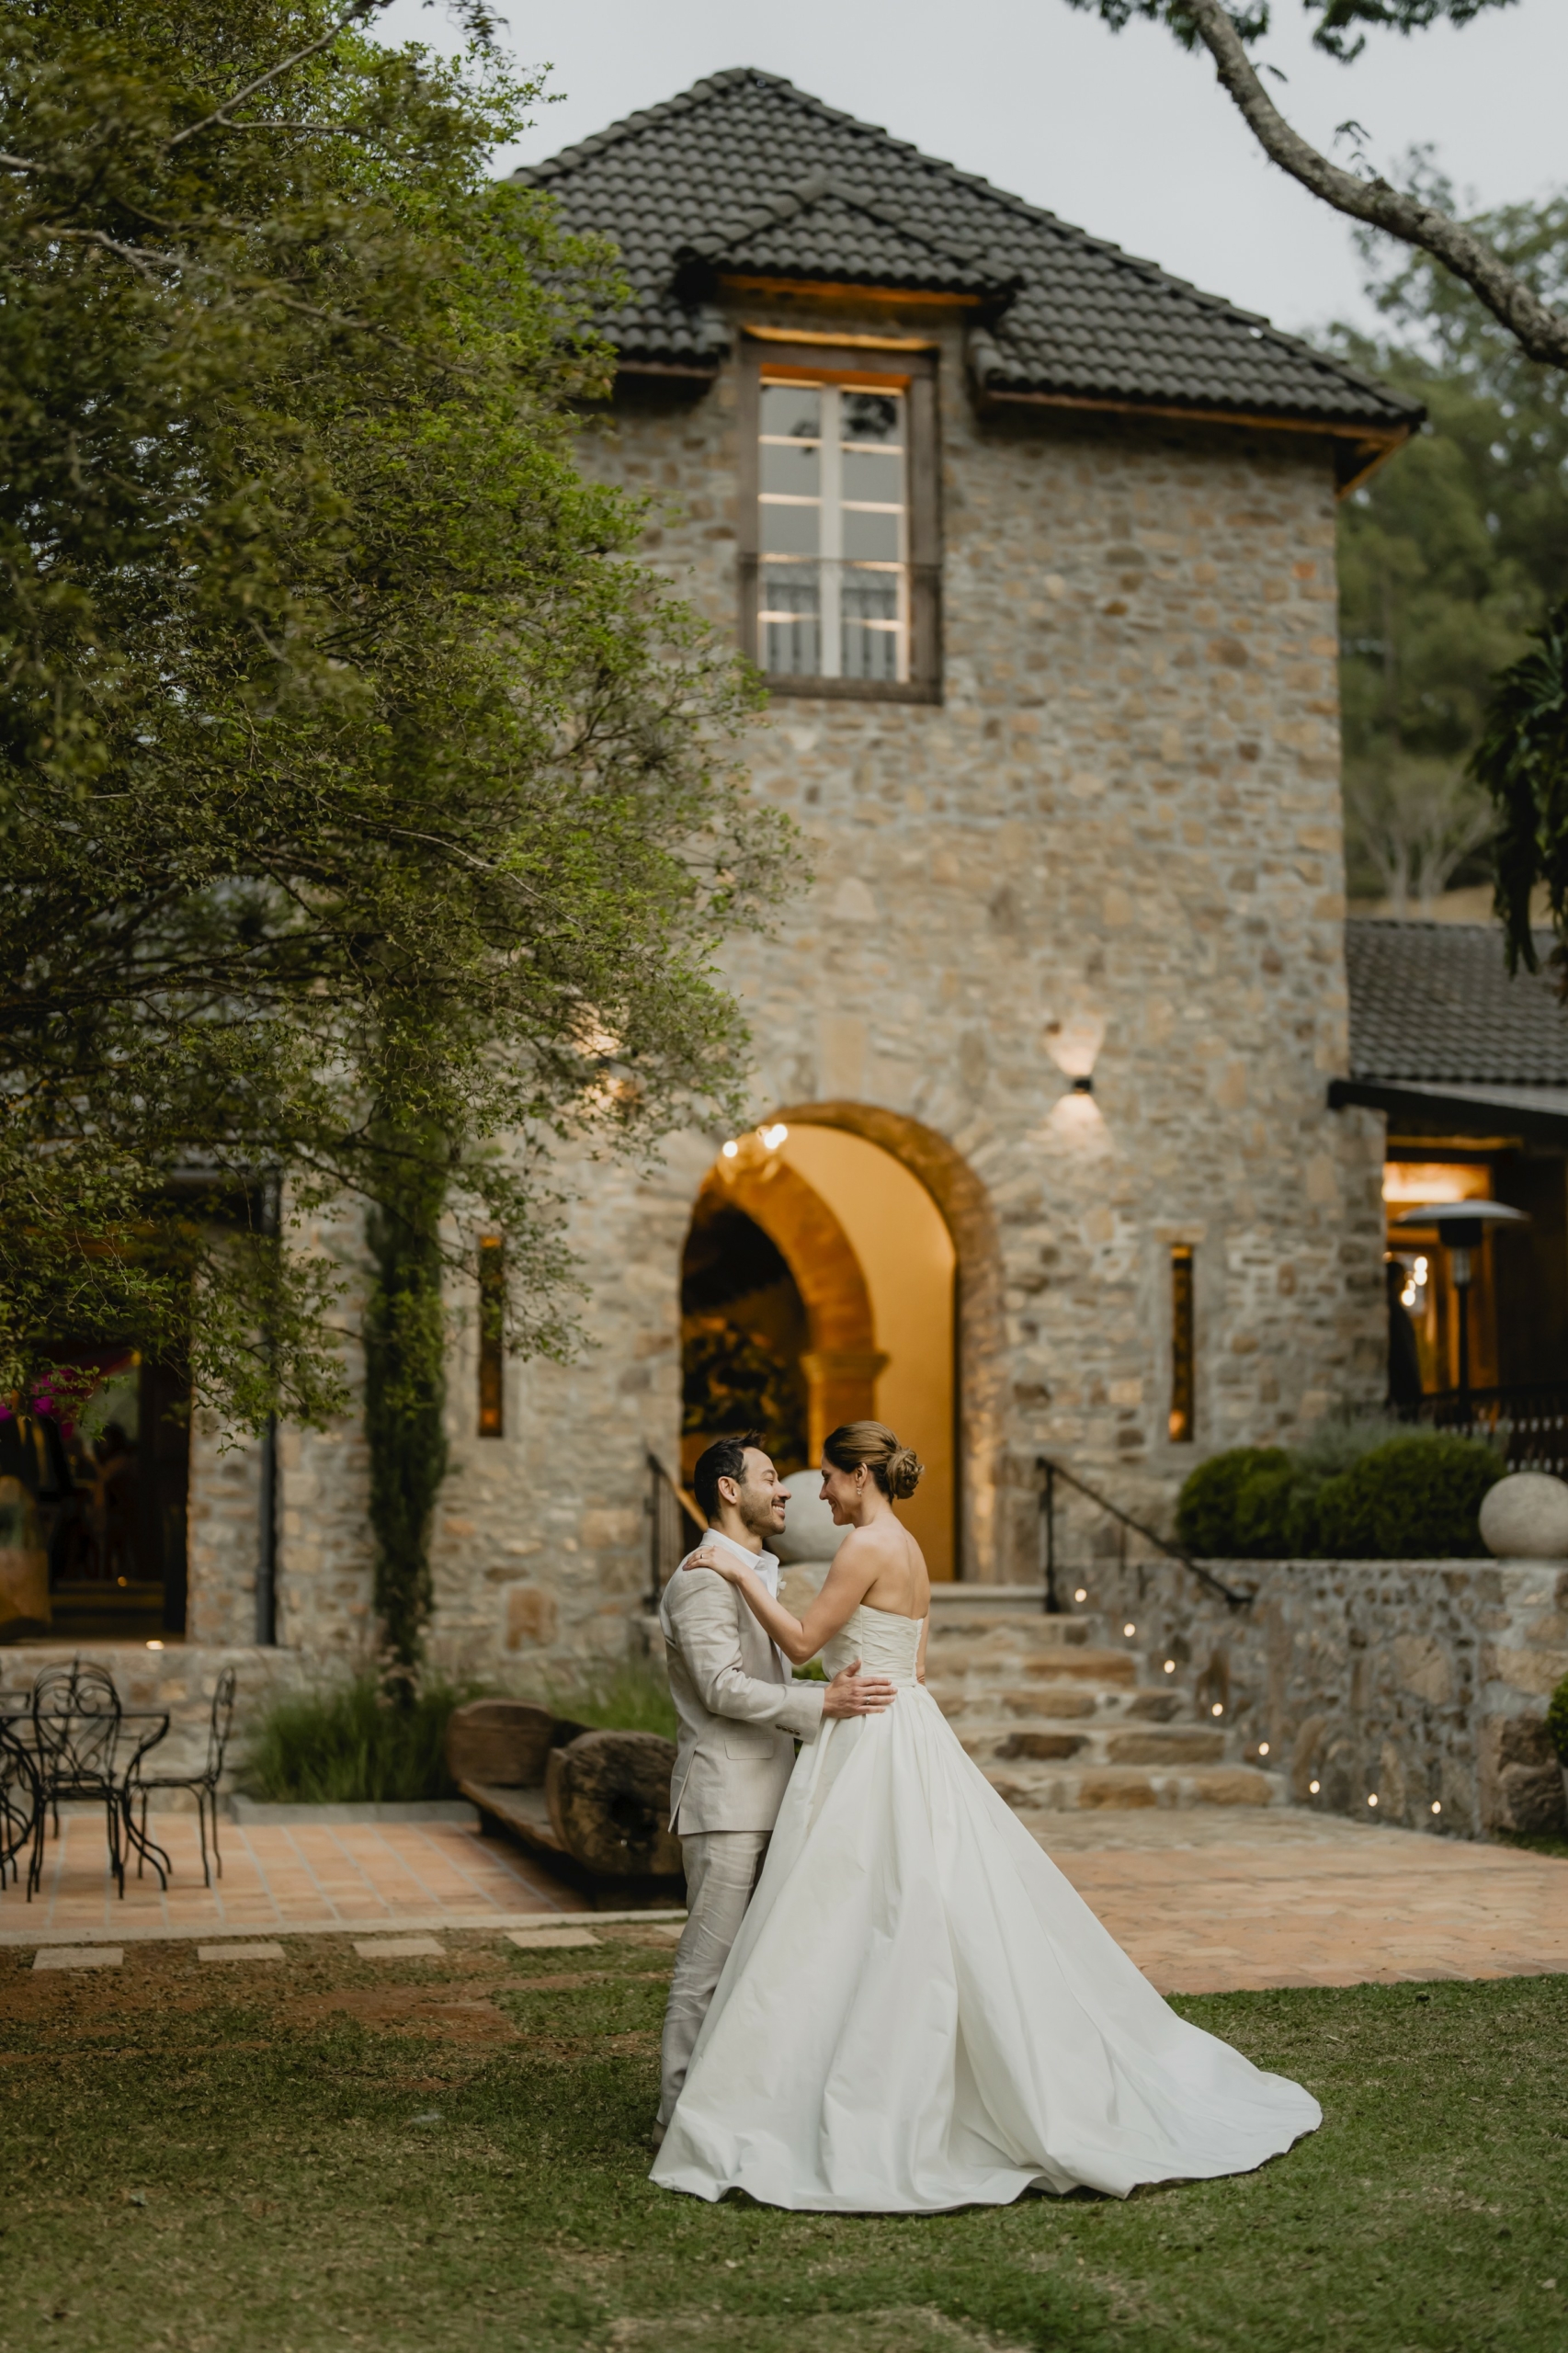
[680,1123,957,1579]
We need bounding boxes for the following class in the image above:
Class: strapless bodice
[822,1603,924,1685]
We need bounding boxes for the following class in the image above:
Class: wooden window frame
[737,335,942,704]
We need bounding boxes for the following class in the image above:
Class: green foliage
[1312,1433,1502,1556]
[1174,1448,1288,1556]
[240,1672,472,1802]
[1326,189,1568,904]
[0,2,781,1433]
[681,1319,807,1472]
[1546,1671,1568,1764]
[1062,3,1516,64]
[1474,599,1568,972]
[1176,1427,1503,1557]
[541,1658,678,1743]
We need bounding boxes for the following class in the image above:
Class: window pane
[761,562,820,676]
[761,440,821,495]
[842,566,901,681]
[760,501,819,556]
[843,508,901,562]
[841,391,902,444]
[842,448,902,504]
[760,383,822,441]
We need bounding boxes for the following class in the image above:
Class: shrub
[242,1676,474,1803]
[1176,1427,1506,1561]
[1174,1449,1289,1557]
[1546,1674,1568,1766]
[1312,1435,1503,1559]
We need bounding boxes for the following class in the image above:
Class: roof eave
[971,381,1416,494]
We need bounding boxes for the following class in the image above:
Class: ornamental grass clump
[242,1675,476,1804]
[1176,1424,1505,1560]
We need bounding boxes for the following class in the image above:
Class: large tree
[0,3,780,1476]
[1066,5,1568,367]
[1330,193,1568,906]
[1069,1,1568,975]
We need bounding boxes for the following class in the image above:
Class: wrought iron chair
[130,1667,236,1888]
[28,1657,126,1895]
[0,1721,40,1893]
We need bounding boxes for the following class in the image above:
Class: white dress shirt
[702,1528,788,1674]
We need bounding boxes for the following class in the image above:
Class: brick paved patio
[2,1807,1563,1990]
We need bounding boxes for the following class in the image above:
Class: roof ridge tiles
[515,66,1421,433]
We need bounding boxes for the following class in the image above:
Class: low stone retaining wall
[0,1642,314,1797]
[1077,1556,1568,1840]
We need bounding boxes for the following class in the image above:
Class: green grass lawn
[1,1928,1563,2353]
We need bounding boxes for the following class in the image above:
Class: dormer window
[739,336,940,702]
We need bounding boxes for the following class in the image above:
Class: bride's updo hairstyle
[823,1421,924,1501]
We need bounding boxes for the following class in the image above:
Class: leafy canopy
[0,2,780,1430]
[1065,2,1518,62]
[1326,190,1568,905]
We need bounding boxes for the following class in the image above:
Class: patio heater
[1392,1199,1529,1416]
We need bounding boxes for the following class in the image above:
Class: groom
[653,1429,896,2141]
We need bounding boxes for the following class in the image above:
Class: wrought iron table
[0,1704,173,1897]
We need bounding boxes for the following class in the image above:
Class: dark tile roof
[517,67,1420,435]
[1346,920,1568,1088]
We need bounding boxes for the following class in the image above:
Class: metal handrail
[1036,1455,1254,1613]
[645,1451,702,1614]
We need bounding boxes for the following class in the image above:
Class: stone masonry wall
[174,296,1392,1680]
[1081,1551,1568,1839]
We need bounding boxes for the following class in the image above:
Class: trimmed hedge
[1176,1429,1505,1561]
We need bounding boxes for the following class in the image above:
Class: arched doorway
[678,1112,984,1580]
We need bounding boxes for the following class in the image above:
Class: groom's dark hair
[693,1430,767,1525]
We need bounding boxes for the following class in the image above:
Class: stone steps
[925,1597,1282,1814]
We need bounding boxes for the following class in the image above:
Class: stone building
[21,69,1438,1686]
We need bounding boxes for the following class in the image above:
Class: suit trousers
[657,1827,769,2127]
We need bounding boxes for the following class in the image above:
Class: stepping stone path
[925,1597,1278,1813]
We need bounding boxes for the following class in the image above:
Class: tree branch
[166,1,381,149]
[1184,0,1568,368]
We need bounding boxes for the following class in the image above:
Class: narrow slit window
[478,1237,505,1438]
[1169,1246,1195,1444]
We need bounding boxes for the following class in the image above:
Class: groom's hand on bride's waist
[822,1661,898,1718]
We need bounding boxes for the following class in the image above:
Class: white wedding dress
[652,1603,1320,2211]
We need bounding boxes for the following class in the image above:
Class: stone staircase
[925,1592,1280,1813]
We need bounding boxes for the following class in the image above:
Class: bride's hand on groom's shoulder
[681,1546,736,1582]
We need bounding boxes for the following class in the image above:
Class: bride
[651,1420,1320,2212]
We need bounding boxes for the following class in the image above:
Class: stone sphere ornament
[1479,1471,1568,1561]
[770,1468,850,1564]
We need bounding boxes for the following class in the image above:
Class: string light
[1257,1742,1270,1757]
[1210,1702,1224,1717]
[1074,1587,1087,1603]
[1122,1621,1136,1637]
[1431,1801,1442,1815]
[1163,1659,1176,1675]
[1368,1793,1379,1808]
[146,1639,164,1652]
[759,1122,789,1150]
[721,1139,739,1159]
[1309,1779,1320,1794]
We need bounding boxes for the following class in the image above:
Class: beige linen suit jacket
[659,1534,824,1835]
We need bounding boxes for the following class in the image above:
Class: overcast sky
[370,0,1567,341]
